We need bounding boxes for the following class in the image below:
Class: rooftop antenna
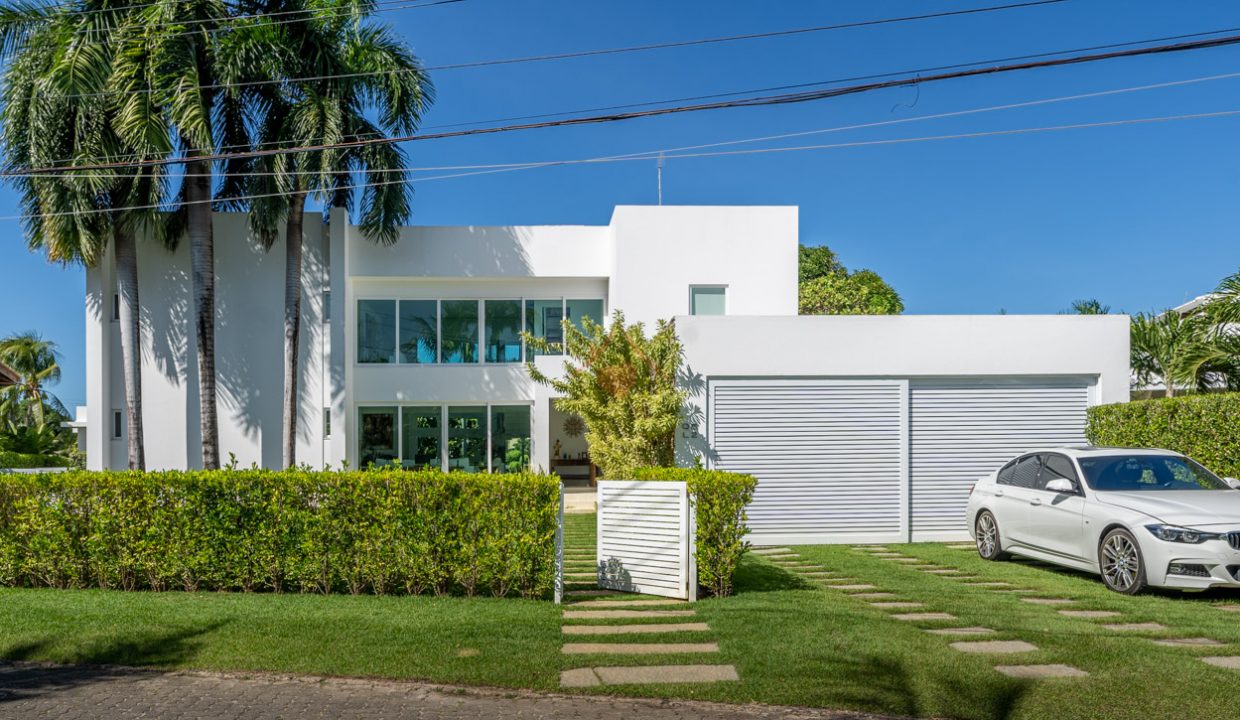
[657,153,664,206]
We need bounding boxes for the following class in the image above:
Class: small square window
[323,408,331,438]
[690,286,726,316]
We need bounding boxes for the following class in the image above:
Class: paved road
[0,663,897,720]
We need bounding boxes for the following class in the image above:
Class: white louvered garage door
[909,378,1091,541]
[709,379,907,545]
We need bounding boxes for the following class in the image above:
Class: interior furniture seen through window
[491,405,531,473]
[357,300,396,363]
[484,300,523,363]
[400,406,441,468]
[565,298,605,334]
[448,406,487,472]
[441,301,479,363]
[690,286,727,316]
[525,299,563,357]
[358,406,398,467]
[399,300,438,363]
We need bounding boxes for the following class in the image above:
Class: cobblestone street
[0,663,895,720]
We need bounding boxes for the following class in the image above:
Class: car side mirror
[1225,477,1240,490]
[1045,478,1076,494]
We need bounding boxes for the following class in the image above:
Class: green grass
[6,525,1240,719]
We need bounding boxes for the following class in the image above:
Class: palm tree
[1206,267,1240,326]
[0,2,166,469]
[238,0,430,467]
[1130,312,1230,398]
[0,332,64,426]
[1068,298,1111,315]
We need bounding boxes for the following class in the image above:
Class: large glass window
[485,300,523,363]
[690,286,727,315]
[358,406,398,467]
[440,301,479,364]
[491,405,531,473]
[399,300,438,364]
[525,299,563,356]
[447,406,487,472]
[357,300,396,363]
[401,406,441,469]
[565,299,604,335]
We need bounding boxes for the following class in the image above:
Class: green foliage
[0,332,65,426]
[1086,393,1240,478]
[0,468,559,597]
[1066,298,1112,315]
[799,269,904,315]
[0,451,73,469]
[630,467,757,598]
[798,244,841,283]
[525,311,686,478]
[1130,312,1232,396]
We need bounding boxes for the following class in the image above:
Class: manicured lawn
[6,525,1240,720]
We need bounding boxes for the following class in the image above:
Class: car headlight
[1145,524,1221,544]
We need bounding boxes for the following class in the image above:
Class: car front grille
[1229,532,1240,551]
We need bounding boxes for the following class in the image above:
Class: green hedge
[0,451,73,469]
[630,467,757,598]
[0,469,558,598]
[1086,393,1240,478]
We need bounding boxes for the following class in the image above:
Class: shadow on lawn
[822,653,1030,720]
[732,555,815,594]
[0,621,229,705]
[1004,557,1240,602]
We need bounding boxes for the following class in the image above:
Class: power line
[30,0,1075,101]
[17,69,1240,179]
[7,106,1240,222]
[20,30,1240,174]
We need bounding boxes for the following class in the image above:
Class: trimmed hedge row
[0,451,73,469]
[631,467,757,598]
[0,469,559,598]
[1086,393,1240,478]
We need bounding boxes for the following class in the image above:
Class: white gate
[596,480,696,601]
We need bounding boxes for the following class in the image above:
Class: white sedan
[965,447,1240,594]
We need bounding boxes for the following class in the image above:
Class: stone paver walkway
[0,663,905,720]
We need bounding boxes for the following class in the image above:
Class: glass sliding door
[357,300,396,363]
[490,405,531,473]
[357,406,398,467]
[441,301,479,363]
[525,299,563,356]
[399,300,438,363]
[484,300,522,363]
[447,406,487,472]
[401,406,442,469]
[565,299,605,334]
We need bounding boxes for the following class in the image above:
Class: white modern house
[82,204,1129,543]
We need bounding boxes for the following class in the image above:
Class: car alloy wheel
[975,511,1008,561]
[1100,528,1146,595]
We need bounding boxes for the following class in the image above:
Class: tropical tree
[1130,312,1230,397]
[237,0,431,467]
[797,243,902,315]
[1206,267,1240,327]
[0,1,166,469]
[1066,298,1111,315]
[0,332,64,425]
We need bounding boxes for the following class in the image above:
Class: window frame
[688,285,728,316]
[354,402,534,473]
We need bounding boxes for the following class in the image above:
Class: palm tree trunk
[114,227,145,470]
[186,156,219,470]
[282,191,306,468]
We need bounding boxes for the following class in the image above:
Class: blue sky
[3,0,1240,410]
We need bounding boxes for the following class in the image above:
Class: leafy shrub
[0,468,558,597]
[630,467,757,598]
[1086,393,1240,478]
[0,450,73,469]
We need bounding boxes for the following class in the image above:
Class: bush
[0,451,73,469]
[0,468,559,597]
[1086,393,1240,478]
[630,467,757,598]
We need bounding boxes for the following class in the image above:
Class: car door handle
[1030,498,1042,506]
[995,490,1005,497]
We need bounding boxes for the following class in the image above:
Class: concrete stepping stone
[1021,598,1075,605]
[565,589,623,597]
[1214,605,1240,612]
[1153,637,1224,647]
[909,565,940,570]
[1058,610,1121,619]
[951,640,1038,654]
[752,547,793,555]
[922,569,963,574]
[818,578,859,584]
[993,589,1039,594]
[564,609,695,619]
[578,664,739,686]
[832,584,878,591]
[870,601,925,609]
[1202,656,1240,669]
[926,627,996,636]
[1102,622,1167,632]
[995,664,1088,679]
[961,581,1012,588]
[893,612,956,621]
[944,576,979,581]
[947,544,977,550]
[852,592,899,599]
[562,642,719,655]
[570,599,688,608]
[563,623,711,635]
[871,552,904,557]
[895,558,923,563]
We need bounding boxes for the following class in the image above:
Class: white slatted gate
[909,378,1091,541]
[596,480,695,600]
[709,379,908,545]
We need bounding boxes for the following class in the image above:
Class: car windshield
[1078,454,1232,491]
